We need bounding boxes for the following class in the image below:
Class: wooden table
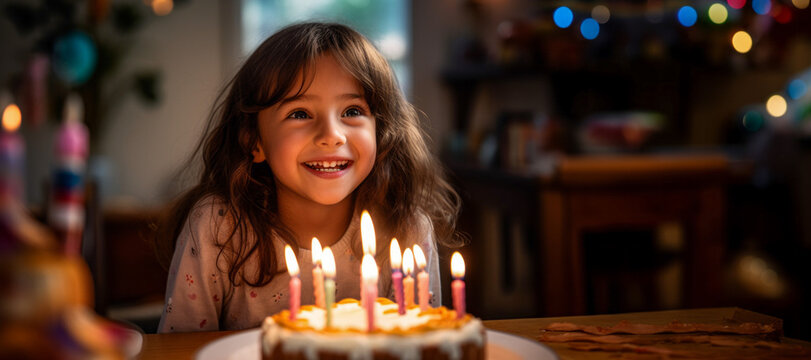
[137,307,810,359]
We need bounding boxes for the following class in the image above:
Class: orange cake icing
[261,298,485,360]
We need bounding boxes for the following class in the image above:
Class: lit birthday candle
[451,252,466,319]
[361,253,378,332]
[311,237,325,308]
[1,102,24,203]
[390,238,405,315]
[284,245,301,320]
[402,248,415,307]
[322,247,336,328]
[413,244,430,311]
[360,210,376,305]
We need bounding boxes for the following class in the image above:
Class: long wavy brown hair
[154,22,463,288]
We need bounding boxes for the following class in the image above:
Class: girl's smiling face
[254,54,376,208]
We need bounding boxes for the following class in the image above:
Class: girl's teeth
[305,160,349,171]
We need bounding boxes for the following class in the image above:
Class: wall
[97,0,231,207]
[1,0,239,208]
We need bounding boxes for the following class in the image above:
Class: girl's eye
[287,110,309,120]
[343,107,364,117]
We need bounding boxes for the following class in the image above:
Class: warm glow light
[151,0,173,16]
[361,210,376,255]
[591,5,610,24]
[403,248,414,276]
[732,31,753,53]
[766,95,787,117]
[709,3,729,24]
[285,245,300,277]
[793,0,809,9]
[322,247,336,278]
[390,238,402,268]
[361,253,378,280]
[312,238,322,265]
[413,244,426,270]
[451,252,465,279]
[2,104,21,132]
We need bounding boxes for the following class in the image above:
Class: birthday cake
[260,298,485,360]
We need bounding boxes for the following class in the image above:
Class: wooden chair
[540,154,728,315]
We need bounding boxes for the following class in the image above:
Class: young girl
[155,22,462,332]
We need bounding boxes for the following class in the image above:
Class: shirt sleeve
[157,200,228,333]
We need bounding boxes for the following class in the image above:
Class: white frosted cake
[261,298,485,360]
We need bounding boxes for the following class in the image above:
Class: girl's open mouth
[303,160,352,173]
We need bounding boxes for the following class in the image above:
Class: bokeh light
[2,104,22,131]
[788,79,808,100]
[731,31,753,53]
[553,7,574,28]
[728,0,746,9]
[793,0,810,10]
[709,3,729,24]
[591,5,611,24]
[52,31,97,85]
[752,0,772,15]
[151,0,173,16]
[772,4,793,23]
[677,6,698,27]
[377,33,406,60]
[766,94,787,117]
[742,110,765,131]
[580,18,600,40]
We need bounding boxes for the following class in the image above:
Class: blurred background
[1,0,810,341]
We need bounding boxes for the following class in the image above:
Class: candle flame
[361,210,376,255]
[451,252,465,278]
[312,237,322,265]
[413,244,427,270]
[361,253,378,281]
[2,104,21,132]
[402,248,414,276]
[285,245,300,276]
[322,247,336,278]
[390,238,402,268]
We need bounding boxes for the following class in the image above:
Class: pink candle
[285,245,301,320]
[403,248,415,307]
[451,252,466,319]
[361,254,378,332]
[413,244,430,311]
[1,103,24,202]
[390,238,405,315]
[311,238,325,308]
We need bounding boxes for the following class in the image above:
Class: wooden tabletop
[137,307,809,359]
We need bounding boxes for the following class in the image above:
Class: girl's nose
[315,115,346,148]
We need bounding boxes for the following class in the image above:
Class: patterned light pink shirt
[157,197,441,332]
